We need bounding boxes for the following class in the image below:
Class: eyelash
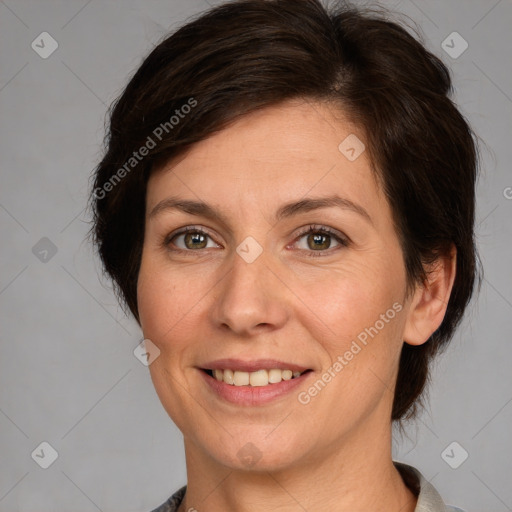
[290,224,349,257]
[164,224,349,257]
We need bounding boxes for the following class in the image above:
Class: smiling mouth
[202,368,312,386]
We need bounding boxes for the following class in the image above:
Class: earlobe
[403,246,457,346]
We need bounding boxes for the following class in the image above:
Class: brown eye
[293,225,348,256]
[183,231,208,249]
[167,228,219,251]
[307,232,332,250]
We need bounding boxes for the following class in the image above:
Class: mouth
[198,360,314,406]
[202,368,312,386]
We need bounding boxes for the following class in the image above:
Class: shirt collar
[395,462,450,512]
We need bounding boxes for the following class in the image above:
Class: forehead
[147,99,385,220]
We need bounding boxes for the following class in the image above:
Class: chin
[202,431,309,473]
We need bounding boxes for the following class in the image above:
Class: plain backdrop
[1,0,511,511]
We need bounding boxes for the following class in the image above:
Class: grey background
[0,0,511,511]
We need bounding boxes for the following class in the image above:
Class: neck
[179,415,417,512]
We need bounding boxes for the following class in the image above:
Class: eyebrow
[149,195,373,225]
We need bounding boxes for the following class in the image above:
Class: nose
[210,248,289,337]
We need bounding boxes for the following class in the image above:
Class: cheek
[312,284,404,383]
[137,253,204,343]
[300,273,406,426]
[136,257,206,429]
[294,252,407,409]
[295,253,405,341]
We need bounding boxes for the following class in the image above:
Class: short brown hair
[89,0,480,421]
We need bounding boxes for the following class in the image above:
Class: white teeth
[249,369,268,387]
[233,371,250,386]
[282,370,293,381]
[223,369,234,385]
[210,368,304,386]
[268,369,282,383]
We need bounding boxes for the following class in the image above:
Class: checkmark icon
[236,236,263,263]
[441,32,468,59]
[134,339,161,366]
[32,237,58,263]
[31,32,58,59]
[338,134,365,162]
[31,441,58,469]
[441,441,468,469]
[345,147,356,158]
[237,442,262,467]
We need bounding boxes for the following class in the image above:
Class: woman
[90,1,479,510]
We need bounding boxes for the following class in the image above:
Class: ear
[403,245,457,346]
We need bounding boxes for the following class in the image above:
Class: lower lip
[200,370,312,406]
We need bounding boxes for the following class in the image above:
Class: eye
[292,225,349,256]
[165,227,220,251]
[164,225,348,255]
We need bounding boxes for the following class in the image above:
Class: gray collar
[395,462,461,512]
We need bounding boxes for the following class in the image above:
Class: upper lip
[200,358,310,373]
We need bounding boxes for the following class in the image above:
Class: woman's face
[137,99,416,471]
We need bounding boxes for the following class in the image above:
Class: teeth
[233,371,250,386]
[282,370,292,381]
[268,369,282,383]
[249,369,268,387]
[223,369,234,385]
[210,368,304,386]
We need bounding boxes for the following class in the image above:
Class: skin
[137,99,456,512]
